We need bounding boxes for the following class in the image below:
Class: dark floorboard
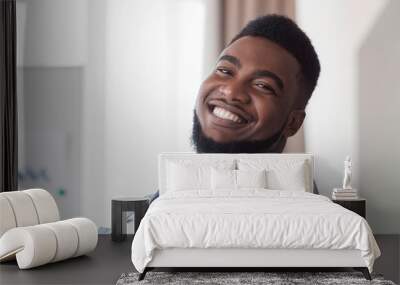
[0,235,398,285]
[0,236,133,285]
[374,234,400,284]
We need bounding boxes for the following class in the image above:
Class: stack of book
[332,188,358,200]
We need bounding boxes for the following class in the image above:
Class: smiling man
[191,15,320,153]
[150,15,320,203]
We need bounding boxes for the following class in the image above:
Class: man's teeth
[212,107,243,123]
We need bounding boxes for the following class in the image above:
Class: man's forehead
[219,36,300,74]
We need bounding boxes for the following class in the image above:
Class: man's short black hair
[230,14,320,108]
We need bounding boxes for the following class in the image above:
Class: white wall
[17,0,87,219]
[21,0,87,67]
[358,0,400,234]
[18,0,219,229]
[80,0,107,227]
[103,0,176,230]
[297,0,399,233]
[84,0,219,228]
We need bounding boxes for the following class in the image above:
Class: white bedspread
[131,190,380,273]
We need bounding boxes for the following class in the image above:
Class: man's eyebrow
[253,70,284,91]
[217,55,242,69]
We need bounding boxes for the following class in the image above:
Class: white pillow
[211,168,267,190]
[267,162,306,191]
[236,169,267,189]
[167,162,210,191]
[211,168,236,190]
[237,159,309,192]
[166,159,235,192]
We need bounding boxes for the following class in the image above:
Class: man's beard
[191,111,285,153]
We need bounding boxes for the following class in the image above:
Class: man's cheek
[255,101,282,125]
[253,116,279,138]
[195,104,207,126]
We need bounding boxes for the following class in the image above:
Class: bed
[131,153,380,280]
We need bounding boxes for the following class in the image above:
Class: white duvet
[131,190,380,273]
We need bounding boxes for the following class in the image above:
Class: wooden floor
[0,235,398,285]
[0,236,133,285]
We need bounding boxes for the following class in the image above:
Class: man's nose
[218,82,250,104]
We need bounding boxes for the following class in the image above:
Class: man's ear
[283,110,305,138]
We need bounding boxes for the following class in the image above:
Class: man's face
[194,36,304,152]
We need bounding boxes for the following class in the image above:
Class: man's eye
[216,67,232,76]
[255,82,276,95]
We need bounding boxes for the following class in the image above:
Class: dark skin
[195,36,306,153]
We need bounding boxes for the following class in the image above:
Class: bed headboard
[158,153,314,194]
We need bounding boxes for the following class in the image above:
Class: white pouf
[0,191,39,227]
[0,218,98,269]
[0,196,17,237]
[0,189,98,269]
[24,189,60,223]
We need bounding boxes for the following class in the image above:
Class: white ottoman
[0,189,98,269]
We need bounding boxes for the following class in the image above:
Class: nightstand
[111,197,150,241]
[332,198,366,218]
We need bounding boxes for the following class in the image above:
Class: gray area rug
[116,272,396,285]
